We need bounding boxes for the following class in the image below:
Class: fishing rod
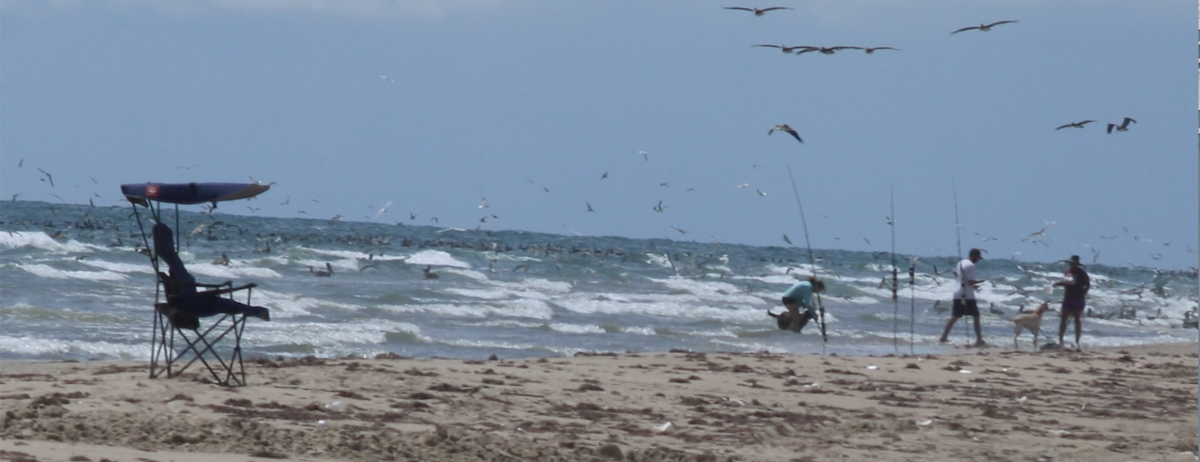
[908,259,916,355]
[890,185,899,354]
[952,180,967,343]
[785,164,827,352]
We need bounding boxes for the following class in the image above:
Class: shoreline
[2,343,1198,462]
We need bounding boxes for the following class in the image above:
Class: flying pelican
[1056,120,1095,130]
[723,6,792,16]
[1107,117,1136,134]
[753,44,810,54]
[769,124,803,143]
[951,20,1018,34]
[795,46,863,55]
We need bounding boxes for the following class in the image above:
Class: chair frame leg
[149,308,247,387]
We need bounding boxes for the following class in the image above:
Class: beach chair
[122,182,271,386]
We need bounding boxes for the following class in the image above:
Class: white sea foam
[377,299,554,320]
[0,335,149,360]
[406,250,471,268]
[78,259,156,275]
[248,320,419,347]
[547,323,605,334]
[17,263,128,281]
[622,326,657,336]
[0,232,106,254]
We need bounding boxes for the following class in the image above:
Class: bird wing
[753,44,783,48]
[793,46,820,54]
[1107,123,1116,134]
[723,7,753,11]
[986,20,1018,27]
[758,7,793,12]
[1078,119,1095,125]
[1055,123,1071,130]
[951,26,979,34]
[867,47,897,52]
[784,128,802,143]
[831,46,863,50]
[1123,117,1136,126]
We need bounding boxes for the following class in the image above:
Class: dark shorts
[952,299,979,317]
[781,296,796,305]
[774,310,815,331]
[1061,298,1085,316]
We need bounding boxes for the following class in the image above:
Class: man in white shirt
[938,248,986,346]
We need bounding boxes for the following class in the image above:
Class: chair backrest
[153,223,196,296]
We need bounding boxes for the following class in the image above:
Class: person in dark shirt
[1052,255,1090,348]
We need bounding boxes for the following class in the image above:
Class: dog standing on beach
[1013,302,1050,349]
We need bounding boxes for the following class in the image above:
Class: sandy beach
[2,343,1197,462]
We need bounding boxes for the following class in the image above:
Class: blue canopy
[121,182,269,206]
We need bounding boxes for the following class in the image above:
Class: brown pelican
[311,262,333,277]
[795,46,863,55]
[952,20,1018,35]
[753,44,809,54]
[1056,120,1095,130]
[723,6,792,16]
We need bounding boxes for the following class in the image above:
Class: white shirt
[953,258,977,300]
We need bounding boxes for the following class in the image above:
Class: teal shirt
[782,281,815,311]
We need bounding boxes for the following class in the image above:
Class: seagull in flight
[36,168,54,187]
[378,74,396,84]
[376,201,392,218]
[723,6,792,16]
[653,200,665,212]
[1107,117,1136,134]
[1056,120,1095,130]
[479,197,489,209]
[640,150,649,161]
[769,124,803,144]
[951,20,1018,34]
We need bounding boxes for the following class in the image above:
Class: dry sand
[1,343,1197,462]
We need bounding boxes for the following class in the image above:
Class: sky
[1,0,1196,271]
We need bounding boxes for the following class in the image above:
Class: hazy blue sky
[1,0,1195,270]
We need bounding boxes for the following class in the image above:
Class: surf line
[785,164,827,351]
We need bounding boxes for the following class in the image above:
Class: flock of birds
[728,7,1137,144]
[3,5,1171,276]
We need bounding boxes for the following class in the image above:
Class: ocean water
[1,200,1196,362]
